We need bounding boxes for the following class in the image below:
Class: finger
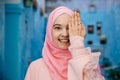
[74,11,78,26]
[78,12,82,23]
[80,25,84,37]
[73,11,75,25]
[79,24,82,35]
[71,15,74,28]
[82,24,86,37]
[68,19,73,36]
[76,12,82,36]
[83,26,86,37]
[77,12,82,34]
[73,12,78,31]
[77,12,82,25]
[77,12,79,25]
[77,12,80,23]
[68,19,71,31]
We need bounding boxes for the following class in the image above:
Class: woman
[25,6,104,80]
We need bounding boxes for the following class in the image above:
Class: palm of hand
[68,11,86,38]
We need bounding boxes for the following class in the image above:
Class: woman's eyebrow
[53,24,62,27]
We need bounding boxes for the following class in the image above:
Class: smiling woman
[52,14,70,49]
[25,6,105,80]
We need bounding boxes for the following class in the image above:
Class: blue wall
[21,5,47,80]
[81,10,116,64]
[0,0,4,79]
[4,4,23,80]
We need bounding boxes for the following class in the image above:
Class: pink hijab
[42,6,73,80]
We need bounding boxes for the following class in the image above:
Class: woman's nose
[62,29,69,36]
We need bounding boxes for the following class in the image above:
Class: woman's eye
[54,26,62,30]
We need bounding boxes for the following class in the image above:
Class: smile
[58,39,69,43]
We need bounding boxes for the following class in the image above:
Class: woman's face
[52,14,71,49]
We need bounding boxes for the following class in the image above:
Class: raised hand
[68,11,86,38]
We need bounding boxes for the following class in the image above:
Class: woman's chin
[58,45,70,50]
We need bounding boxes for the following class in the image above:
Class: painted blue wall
[0,0,5,79]
[81,10,116,65]
[111,4,120,65]
[4,4,23,80]
[21,5,47,79]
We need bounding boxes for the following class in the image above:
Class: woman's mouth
[58,39,69,43]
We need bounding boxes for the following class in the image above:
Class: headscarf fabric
[42,6,74,80]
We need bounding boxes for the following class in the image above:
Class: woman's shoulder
[25,58,51,79]
[31,58,43,64]
[29,58,46,69]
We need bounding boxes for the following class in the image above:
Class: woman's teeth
[59,39,69,43]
